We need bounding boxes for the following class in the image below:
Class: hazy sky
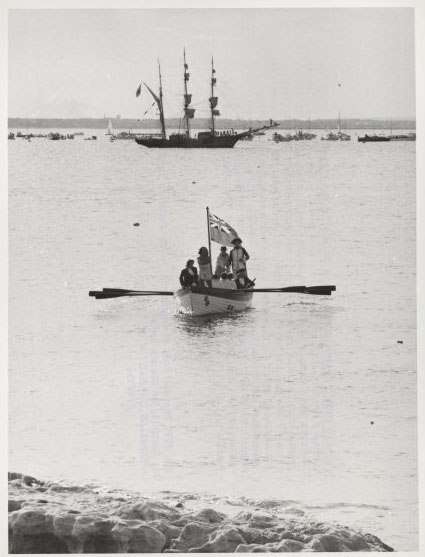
[8,8,415,120]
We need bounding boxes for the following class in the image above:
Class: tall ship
[135,52,277,149]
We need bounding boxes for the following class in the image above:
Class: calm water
[9,130,417,549]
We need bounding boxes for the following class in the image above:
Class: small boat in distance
[389,132,416,141]
[273,132,293,143]
[358,134,391,143]
[135,51,278,149]
[110,131,141,141]
[321,112,351,141]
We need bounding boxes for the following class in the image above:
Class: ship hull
[135,133,242,149]
[175,287,253,316]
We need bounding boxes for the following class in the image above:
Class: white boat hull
[175,287,253,316]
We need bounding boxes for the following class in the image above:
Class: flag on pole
[209,213,240,246]
[136,83,142,97]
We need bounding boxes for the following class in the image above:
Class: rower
[179,259,198,288]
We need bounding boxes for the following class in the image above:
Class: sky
[8,8,415,120]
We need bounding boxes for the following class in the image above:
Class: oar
[89,285,336,299]
[242,285,336,295]
[89,288,174,299]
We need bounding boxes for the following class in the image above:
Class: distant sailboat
[321,112,351,141]
[135,51,278,149]
[105,119,113,136]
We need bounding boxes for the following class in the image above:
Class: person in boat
[215,246,231,276]
[179,259,198,288]
[221,272,237,289]
[229,238,250,277]
[235,269,255,289]
[197,247,212,288]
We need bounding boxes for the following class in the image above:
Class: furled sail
[209,213,240,247]
[185,108,195,119]
[184,94,192,106]
[209,96,218,108]
[212,109,220,116]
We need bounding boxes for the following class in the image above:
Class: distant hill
[8,117,416,130]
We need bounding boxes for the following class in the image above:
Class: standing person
[179,259,198,288]
[197,247,212,288]
[229,238,250,278]
[215,246,231,277]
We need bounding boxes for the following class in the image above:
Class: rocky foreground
[9,473,394,553]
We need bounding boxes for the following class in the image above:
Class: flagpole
[206,206,213,277]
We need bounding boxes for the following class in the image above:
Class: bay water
[8,130,417,549]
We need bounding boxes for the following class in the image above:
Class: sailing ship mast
[183,49,195,137]
[157,61,167,140]
[209,58,219,135]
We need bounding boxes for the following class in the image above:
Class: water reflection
[175,308,255,338]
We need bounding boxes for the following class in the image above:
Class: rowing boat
[89,208,335,316]
[175,284,253,316]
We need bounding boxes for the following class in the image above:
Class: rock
[8,500,23,512]
[9,508,68,553]
[172,521,217,551]
[233,511,253,524]
[8,472,43,486]
[248,512,277,529]
[276,539,305,551]
[237,526,280,545]
[118,500,180,522]
[255,499,283,510]
[9,508,51,535]
[363,533,394,551]
[309,533,352,552]
[192,508,226,524]
[72,514,118,553]
[148,519,181,546]
[191,527,246,552]
[235,542,275,552]
[112,520,166,552]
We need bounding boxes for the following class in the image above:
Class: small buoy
[133,222,140,227]
[176,502,184,508]
[370,421,374,425]
[397,340,403,344]
[192,181,196,184]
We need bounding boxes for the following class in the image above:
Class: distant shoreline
[8,117,416,131]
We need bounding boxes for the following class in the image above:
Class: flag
[136,83,142,97]
[209,213,239,246]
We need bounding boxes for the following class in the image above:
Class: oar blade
[305,285,336,296]
[89,290,127,299]
[89,288,175,299]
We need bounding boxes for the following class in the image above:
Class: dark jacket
[180,266,198,287]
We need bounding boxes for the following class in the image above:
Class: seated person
[179,259,198,288]
[235,269,255,289]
